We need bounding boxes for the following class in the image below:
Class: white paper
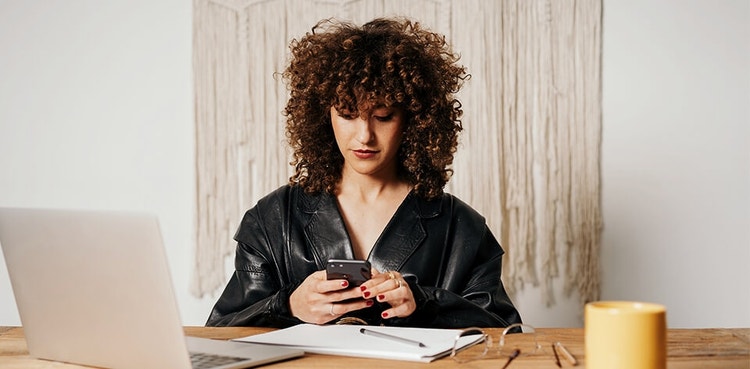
[234,324,483,362]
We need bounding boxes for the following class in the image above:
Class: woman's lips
[353,149,378,159]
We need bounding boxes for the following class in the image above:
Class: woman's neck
[334,169,412,259]
[336,168,410,204]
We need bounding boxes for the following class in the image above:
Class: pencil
[554,341,578,366]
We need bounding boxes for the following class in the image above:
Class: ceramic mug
[585,301,667,369]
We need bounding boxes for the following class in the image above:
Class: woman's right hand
[289,270,374,324]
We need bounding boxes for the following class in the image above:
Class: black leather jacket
[206,185,522,328]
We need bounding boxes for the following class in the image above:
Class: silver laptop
[0,207,303,369]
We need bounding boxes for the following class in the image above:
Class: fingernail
[377,294,385,301]
[360,286,366,292]
[341,280,349,287]
[381,312,389,318]
[366,300,374,307]
[364,291,371,298]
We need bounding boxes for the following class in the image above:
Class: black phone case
[326,259,372,286]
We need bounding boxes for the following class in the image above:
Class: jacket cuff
[388,276,437,326]
[267,285,305,327]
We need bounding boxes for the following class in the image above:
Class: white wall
[0,0,748,328]
[0,0,216,325]
[600,0,749,328]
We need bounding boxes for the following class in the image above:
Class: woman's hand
[289,270,374,324]
[360,269,417,319]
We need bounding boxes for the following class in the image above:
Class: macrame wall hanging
[192,0,603,307]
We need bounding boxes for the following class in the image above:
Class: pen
[554,341,578,366]
[501,349,520,369]
[359,328,427,348]
[551,343,562,368]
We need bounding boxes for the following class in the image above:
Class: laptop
[0,207,304,369]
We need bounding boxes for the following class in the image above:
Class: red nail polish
[381,312,389,318]
[366,300,374,307]
[364,291,371,298]
[377,294,385,301]
[341,280,349,287]
[360,286,367,292]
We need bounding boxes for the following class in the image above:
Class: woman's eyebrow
[371,105,394,112]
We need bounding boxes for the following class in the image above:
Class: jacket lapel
[299,190,442,273]
[300,191,354,268]
[369,193,432,273]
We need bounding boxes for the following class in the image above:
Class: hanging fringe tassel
[191,0,603,307]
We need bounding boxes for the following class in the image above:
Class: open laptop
[0,207,303,369]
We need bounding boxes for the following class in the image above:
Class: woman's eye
[374,114,394,122]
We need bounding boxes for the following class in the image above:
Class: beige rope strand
[191,0,603,307]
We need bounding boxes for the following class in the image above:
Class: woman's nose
[355,118,374,144]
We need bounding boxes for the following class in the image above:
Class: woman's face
[330,105,404,180]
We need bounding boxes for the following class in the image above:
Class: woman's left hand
[360,269,416,319]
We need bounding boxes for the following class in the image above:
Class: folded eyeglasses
[450,323,577,368]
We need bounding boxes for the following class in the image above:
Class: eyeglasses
[450,323,578,368]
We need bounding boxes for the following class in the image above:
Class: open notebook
[0,207,303,369]
[235,323,483,362]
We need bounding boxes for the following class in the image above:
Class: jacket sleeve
[204,250,302,327]
[205,204,303,328]
[390,198,522,329]
[392,227,521,328]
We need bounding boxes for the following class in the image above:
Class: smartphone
[326,259,372,287]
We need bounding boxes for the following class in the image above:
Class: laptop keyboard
[190,352,248,369]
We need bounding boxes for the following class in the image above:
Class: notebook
[0,207,303,369]
[235,323,483,363]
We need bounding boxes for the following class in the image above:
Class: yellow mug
[585,301,667,369]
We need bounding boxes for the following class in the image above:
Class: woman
[206,17,521,328]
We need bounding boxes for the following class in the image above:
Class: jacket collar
[298,189,444,272]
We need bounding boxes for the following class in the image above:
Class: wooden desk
[0,326,747,368]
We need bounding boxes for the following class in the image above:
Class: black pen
[359,328,427,348]
[552,343,562,368]
[501,349,521,369]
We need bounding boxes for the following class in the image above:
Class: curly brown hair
[283,17,467,199]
